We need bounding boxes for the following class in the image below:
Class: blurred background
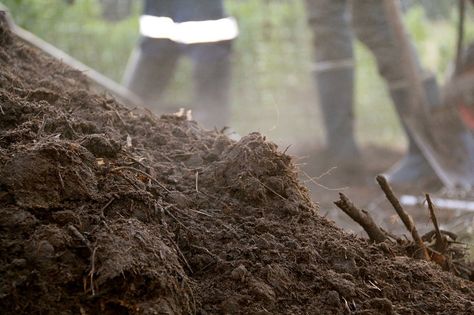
[1,0,473,151]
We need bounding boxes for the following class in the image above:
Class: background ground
[3,0,474,148]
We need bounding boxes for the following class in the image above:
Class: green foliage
[1,0,472,147]
[2,0,139,80]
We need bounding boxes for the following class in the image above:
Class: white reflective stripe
[400,195,474,212]
[139,15,239,44]
[174,18,239,44]
[312,59,354,73]
[140,16,175,39]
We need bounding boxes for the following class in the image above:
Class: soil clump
[0,18,473,314]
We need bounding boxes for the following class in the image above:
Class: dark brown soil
[0,18,473,315]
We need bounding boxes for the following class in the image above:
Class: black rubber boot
[192,57,232,130]
[122,38,179,110]
[190,42,233,130]
[384,77,440,186]
[315,67,361,169]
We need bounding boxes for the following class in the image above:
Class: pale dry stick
[425,194,447,251]
[122,151,148,169]
[174,199,214,220]
[376,175,430,260]
[62,114,78,137]
[315,166,338,180]
[167,236,193,274]
[158,152,174,163]
[334,193,388,243]
[368,280,382,292]
[163,207,190,231]
[100,197,115,218]
[37,115,47,137]
[112,166,170,193]
[113,108,127,127]
[342,297,351,313]
[250,174,287,201]
[74,169,91,193]
[195,171,199,193]
[57,169,65,190]
[119,173,143,191]
[67,224,91,249]
[185,280,197,315]
[190,244,219,260]
[189,209,212,217]
[171,202,212,218]
[89,246,98,296]
[299,168,349,191]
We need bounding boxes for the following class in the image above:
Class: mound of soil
[0,17,473,315]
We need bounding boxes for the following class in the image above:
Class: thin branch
[426,194,447,252]
[167,236,193,274]
[300,169,348,191]
[88,246,98,296]
[195,171,199,193]
[376,175,430,260]
[334,193,388,243]
[112,166,170,192]
[100,197,115,219]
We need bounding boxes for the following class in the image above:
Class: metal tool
[383,0,474,190]
[0,7,145,109]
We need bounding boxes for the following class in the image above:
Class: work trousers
[123,0,234,129]
[305,0,414,86]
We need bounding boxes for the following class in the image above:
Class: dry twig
[334,193,388,243]
[88,246,98,296]
[67,224,91,249]
[112,166,170,192]
[376,175,430,260]
[425,194,447,252]
[100,197,115,219]
[167,236,193,274]
[195,171,199,193]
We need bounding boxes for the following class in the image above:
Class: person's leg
[386,79,441,185]
[187,41,233,130]
[122,37,180,110]
[175,0,235,130]
[352,0,438,185]
[172,0,227,22]
[305,0,360,165]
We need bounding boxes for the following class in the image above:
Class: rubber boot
[384,77,440,186]
[122,38,179,111]
[315,67,361,168]
[191,43,232,130]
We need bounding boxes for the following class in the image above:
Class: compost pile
[0,19,473,315]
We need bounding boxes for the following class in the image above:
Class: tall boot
[122,38,179,110]
[191,42,232,130]
[315,67,361,167]
[384,77,440,186]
